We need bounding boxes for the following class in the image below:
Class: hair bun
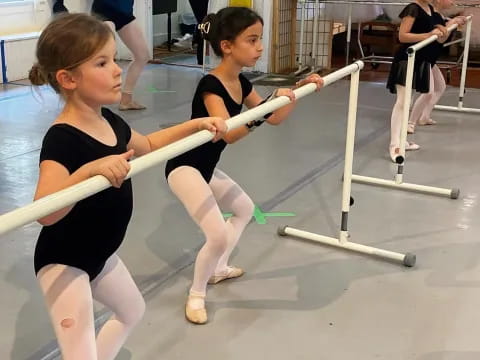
[29,63,48,86]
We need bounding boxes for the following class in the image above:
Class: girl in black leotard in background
[165,7,323,325]
[29,14,225,360]
[386,0,445,162]
[91,0,150,111]
[407,0,467,134]
[52,0,151,111]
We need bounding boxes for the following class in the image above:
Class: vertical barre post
[396,50,416,183]
[458,17,472,110]
[340,67,360,243]
[202,39,207,74]
[346,4,352,65]
[311,0,320,71]
[299,0,306,71]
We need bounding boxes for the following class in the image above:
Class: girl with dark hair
[165,6,324,325]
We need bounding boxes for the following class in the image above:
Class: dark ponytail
[198,7,263,57]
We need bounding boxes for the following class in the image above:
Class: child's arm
[200,74,323,145]
[244,74,323,126]
[204,93,249,144]
[399,16,443,43]
[202,88,292,144]
[435,24,450,43]
[445,15,468,29]
[34,150,134,225]
[435,15,467,44]
[127,117,227,156]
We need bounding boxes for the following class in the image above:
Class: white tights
[390,65,446,148]
[167,167,255,298]
[410,64,446,126]
[105,20,150,96]
[37,255,145,360]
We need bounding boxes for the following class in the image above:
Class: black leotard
[34,108,133,281]
[429,11,453,65]
[91,0,135,31]
[387,3,437,93]
[165,74,253,183]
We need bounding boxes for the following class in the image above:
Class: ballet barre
[0,62,362,237]
[279,60,416,267]
[351,18,472,198]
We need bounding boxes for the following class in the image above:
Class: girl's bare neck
[211,58,243,83]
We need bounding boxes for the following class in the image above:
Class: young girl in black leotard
[165,6,324,325]
[29,14,225,359]
[90,0,150,111]
[407,0,467,134]
[387,0,446,162]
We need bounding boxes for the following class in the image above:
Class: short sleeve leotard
[91,0,135,31]
[387,3,439,93]
[165,74,253,183]
[34,108,133,281]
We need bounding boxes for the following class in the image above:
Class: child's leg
[91,254,145,360]
[168,166,228,301]
[209,169,254,274]
[419,65,446,124]
[410,67,435,127]
[117,20,150,109]
[390,85,406,148]
[37,265,97,360]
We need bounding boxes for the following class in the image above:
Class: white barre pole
[346,3,352,65]
[457,16,472,110]
[202,39,207,74]
[396,48,415,170]
[309,0,320,74]
[434,105,480,114]
[433,16,477,113]
[295,0,309,75]
[408,22,459,53]
[0,62,365,237]
[278,227,416,266]
[339,64,360,243]
[350,174,460,199]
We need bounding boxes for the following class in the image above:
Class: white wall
[0,0,94,82]
[0,0,92,36]
[0,0,152,64]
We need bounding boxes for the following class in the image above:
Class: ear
[56,69,77,91]
[220,40,233,55]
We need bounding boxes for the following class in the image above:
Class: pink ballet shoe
[208,266,245,284]
[185,293,207,325]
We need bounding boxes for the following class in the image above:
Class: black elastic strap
[258,92,276,119]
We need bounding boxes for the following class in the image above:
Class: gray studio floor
[1,62,480,360]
